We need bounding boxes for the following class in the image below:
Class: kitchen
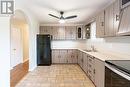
[0,0,130,87]
[36,0,130,87]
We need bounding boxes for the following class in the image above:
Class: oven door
[121,0,130,9]
[105,64,130,87]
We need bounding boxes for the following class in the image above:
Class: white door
[11,28,22,69]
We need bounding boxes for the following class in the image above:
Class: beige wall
[11,19,29,63]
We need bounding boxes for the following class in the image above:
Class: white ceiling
[19,0,114,24]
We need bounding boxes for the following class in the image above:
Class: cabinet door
[59,50,67,63]
[83,53,88,74]
[95,59,105,87]
[78,50,80,65]
[58,26,66,40]
[39,26,52,34]
[72,50,78,63]
[52,50,60,63]
[96,11,105,38]
[82,26,86,39]
[67,50,73,63]
[118,6,130,35]
[77,26,83,39]
[105,4,115,37]
[65,26,72,40]
[78,51,83,68]
[113,0,120,36]
[71,26,77,40]
[65,26,76,40]
[52,26,58,40]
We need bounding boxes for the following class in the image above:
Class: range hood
[118,6,130,36]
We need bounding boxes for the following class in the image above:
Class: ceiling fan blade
[65,15,77,19]
[48,14,60,19]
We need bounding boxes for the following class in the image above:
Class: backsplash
[86,36,130,57]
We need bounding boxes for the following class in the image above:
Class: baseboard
[23,59,29,63]
[29,66,36,71]
[10,67,13,70]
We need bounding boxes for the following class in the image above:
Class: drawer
[88,57,94,63]
[88,72,95,82]
[88,68,95,75]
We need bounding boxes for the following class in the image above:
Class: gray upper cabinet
[96,11,105,38]
[104,0,120,37]
[105,4,115,37]
[52,26,59,40]
[57,26,66,40]
[52,26,66,40]
[77,26,83,39]
[118,5,130,35]
[65,26,77,40]
[113,0,120,36]
[39,25,87,40]
[96,0,120,38]
[40,26,52,35]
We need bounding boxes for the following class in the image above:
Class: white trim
[29,66,36,71]
[23,59,29,63]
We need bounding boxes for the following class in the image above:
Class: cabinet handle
[89,64,91,67]
[67,60,68,63]
[89,59,92,62]
[89,70,91,73]
[88,75,91,79]
[116,15,119,21]
[101,22,104,26]
[94,69,95,74]
[81,59,83,63]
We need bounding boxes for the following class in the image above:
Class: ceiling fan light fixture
[59,19,65,23]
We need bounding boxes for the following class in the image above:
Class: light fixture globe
[59,19,65,23]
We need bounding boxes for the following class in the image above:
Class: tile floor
[16,64,95,87]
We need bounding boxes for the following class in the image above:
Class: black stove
[105,60,130,76]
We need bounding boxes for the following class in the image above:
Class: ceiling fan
[48,11,77,23]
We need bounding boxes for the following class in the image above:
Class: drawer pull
[89,59,92,62]
[89,70,91,73]
[89,64,91,67]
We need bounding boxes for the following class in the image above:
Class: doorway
[10,10,29,87]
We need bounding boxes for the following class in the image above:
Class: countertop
[78,49,130,61]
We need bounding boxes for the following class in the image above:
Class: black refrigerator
[37,35,52,66]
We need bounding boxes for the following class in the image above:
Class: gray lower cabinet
[67,49,78,63]
[77,51,105,87]
[94,58,105,87]
[52,49,67,63]
[88,55,95,83]
[82,52,88,74]
[52,49,77,64]
[52,49,60,63]
[78,50,83,68]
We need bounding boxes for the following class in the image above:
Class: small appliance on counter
[105,60,130,87]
